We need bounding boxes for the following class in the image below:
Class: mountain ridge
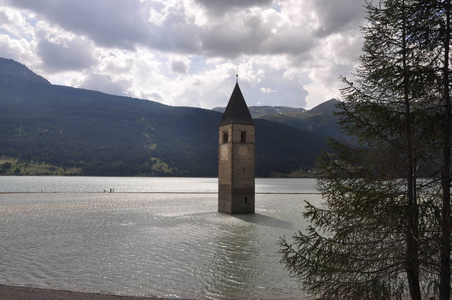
[0,58,331,177]
[0,58,50,85]
[212,105,307,119]
[214,98,343,139]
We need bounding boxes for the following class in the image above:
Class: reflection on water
[208,215,259,299]
[0,181,321,299]
[236,213,294,230]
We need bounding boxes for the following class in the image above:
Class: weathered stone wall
[218,124,232,213]
[218,123,255,214]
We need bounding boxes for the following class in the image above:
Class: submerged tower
[218,79,255,214]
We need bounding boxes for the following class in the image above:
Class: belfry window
[240,131,247,143]
[223,130,228,143]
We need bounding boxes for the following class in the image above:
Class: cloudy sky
[0,0,366,109]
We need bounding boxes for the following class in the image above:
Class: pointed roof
[219,82,254,126]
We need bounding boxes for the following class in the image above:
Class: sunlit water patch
[0,176,319,194]
[0,178,321,299]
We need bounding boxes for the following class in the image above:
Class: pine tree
[280,0,451,298]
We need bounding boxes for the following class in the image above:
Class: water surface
[0,176,318,194]
[0,177,321,299]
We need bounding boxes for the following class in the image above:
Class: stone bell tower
[218,79,255,214]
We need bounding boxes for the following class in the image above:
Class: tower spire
[218,81,255,214]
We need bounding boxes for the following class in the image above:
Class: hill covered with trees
[0,58,330,177]
[214,98,344,140]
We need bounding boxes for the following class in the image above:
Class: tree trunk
[439,1,451,299]
[401,2,421,298]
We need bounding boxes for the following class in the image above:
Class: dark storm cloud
[199,20,268,57]
[6,0,150,49]
[198,8,315,58]
[312,0,366,36]
[147,11,201,53]
[171,60,188,74]
[0,0,368,108]
[7,0,201,54]
[4,0,362,60]
[37,38,96,72]
[262,29,316,56]
[200,21,315,58]
[195,0,273,14]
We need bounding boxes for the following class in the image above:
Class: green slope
[0,58,328,177]
[258,99,343,139]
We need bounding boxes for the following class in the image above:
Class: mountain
[259,99,345,139]
[214,99,344,139]
[212,106,306,118]
[0,58,329,177]
[0,58,50,85]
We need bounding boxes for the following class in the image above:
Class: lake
[0,177,321,299]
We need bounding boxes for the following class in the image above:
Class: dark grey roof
[219,82,254,126]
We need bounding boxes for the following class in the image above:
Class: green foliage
[255,119,328,176]
[281,139,443,299]
[0,157,81,175]
[280,0,452,299]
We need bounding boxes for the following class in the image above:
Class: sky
[0,0,367,109]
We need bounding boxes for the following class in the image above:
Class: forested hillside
[259,99,344,139]
[0,58,329,177]
[214,99,344,139]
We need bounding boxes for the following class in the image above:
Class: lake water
[0,177,322,300]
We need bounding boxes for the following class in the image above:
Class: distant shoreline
[0,285,190,300]
[0,191,321,195]
[0,174,317,178]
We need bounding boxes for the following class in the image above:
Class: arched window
[223,130,228,143]
[240,131,247,143]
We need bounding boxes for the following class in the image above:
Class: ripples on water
[0,177,321,299]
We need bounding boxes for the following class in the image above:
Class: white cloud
[80,73,131,97]
[302,31,363,108]
[0,6,34,39]
[0,33,27,58]
[260,87,276,93]
[0,0,368,109]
